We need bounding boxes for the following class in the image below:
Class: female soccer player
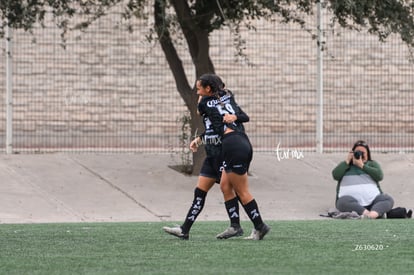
[163,75,248,240]
[196,74,270,240]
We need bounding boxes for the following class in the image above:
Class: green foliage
[0,220,413,274]
[329,0,414,46]
[1,1,414,47]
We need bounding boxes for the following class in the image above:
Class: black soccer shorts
[221,131,253,175]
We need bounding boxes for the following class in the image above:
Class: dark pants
[336,194,394,216]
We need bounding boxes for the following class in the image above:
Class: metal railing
[1,8,413,154]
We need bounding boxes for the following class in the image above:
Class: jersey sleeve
[197,98,206,115]
[227,91,249,123]
[236,106,249,123]
[198,96,225,138]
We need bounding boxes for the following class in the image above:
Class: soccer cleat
[243,229,257,240]
[256,223,271,240]
[244,224,271,240]
[216,226,244,239]
[163,225,189,240]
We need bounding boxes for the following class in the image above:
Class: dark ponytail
[198,73,222,95]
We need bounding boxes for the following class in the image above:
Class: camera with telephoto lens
[353,150,364,159]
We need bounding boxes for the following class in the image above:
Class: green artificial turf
[0,219,412,274]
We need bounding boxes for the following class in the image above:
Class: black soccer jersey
[197,89,249,157]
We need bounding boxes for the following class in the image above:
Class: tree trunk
[155,0,214,175]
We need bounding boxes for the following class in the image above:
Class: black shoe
[256,223,271,240]
[407,209,412,218]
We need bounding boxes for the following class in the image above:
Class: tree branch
[154,0,193,108]
[170,0,214,75]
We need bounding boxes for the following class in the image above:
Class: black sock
[181,187,207,234]
[225,197,240,228]
[242,199,264,230]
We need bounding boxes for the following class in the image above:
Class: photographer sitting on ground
[332,140,394,219]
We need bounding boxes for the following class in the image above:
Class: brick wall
[0,12,413,152]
